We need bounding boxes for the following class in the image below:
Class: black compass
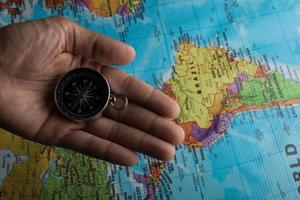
[54,68,111,121]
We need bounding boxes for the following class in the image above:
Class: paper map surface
[1,0,300,199]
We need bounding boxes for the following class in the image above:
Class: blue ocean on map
[203,106,300,199]
[20,0,300,81]
[1,0,300,199]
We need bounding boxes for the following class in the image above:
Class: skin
[0,16,184,166]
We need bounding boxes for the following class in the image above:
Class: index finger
[101,66,180,119]
[47,16,136,66]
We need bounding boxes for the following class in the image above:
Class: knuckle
[107,122,121,141]
[121,75,135,93]
[136,133,147,151]
[46,16,74,32]
[147,114,158,133]
[145,87,156,107]
[103,142,113,161]
[50,16,71,24]
[82,135,95,150]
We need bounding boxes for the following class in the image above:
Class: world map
[1,0,300,199]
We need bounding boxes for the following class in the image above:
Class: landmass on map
[0,130,56,199]
[0,129,112,200]
[41,148,111,200]
[162,42,300,148]
[0,0,141,18]
[45,0,141,17]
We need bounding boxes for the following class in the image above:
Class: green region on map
[1,0,300,199]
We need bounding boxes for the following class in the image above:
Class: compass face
[55,68,110,121]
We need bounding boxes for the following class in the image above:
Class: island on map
[162,42,300,148]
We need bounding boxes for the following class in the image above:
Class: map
[1,0,300,199]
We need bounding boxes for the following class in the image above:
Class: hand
[0,16,184,166]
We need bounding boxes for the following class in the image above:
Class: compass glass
[55,68,110,121]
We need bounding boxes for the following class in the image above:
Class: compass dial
[55,68,110,121]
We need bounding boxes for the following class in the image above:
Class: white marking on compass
[69,79,98,113]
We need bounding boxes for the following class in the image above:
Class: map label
[285,144,300,193]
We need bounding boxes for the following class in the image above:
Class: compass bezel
[54,67,111,122]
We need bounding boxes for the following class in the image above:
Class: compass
[54,68,111,122]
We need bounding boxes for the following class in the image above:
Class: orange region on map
[45,0,140,17]
[150,162,164,180]
[45,0,64,8]
[163,42,300,148]
[177,121,203,147]
[0,129,57,200]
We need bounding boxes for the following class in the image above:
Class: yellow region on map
[167,43,257,129]
[45,0,141,17]
[87,0,140,17]
[0,129,56,200]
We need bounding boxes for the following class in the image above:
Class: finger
[48,16,136,66]
[84,118,176,161]
[104,102,184,145]
[58,130,138,166]
[34,110,137,166]
[101,66,180,119]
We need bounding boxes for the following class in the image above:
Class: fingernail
[127,45,136,54]
[178,126,185,143]
[174,103,181,119]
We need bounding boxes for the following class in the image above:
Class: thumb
[49,16,136,66]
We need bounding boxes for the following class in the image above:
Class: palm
[0,17,184,166]
[0,19,74,138]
